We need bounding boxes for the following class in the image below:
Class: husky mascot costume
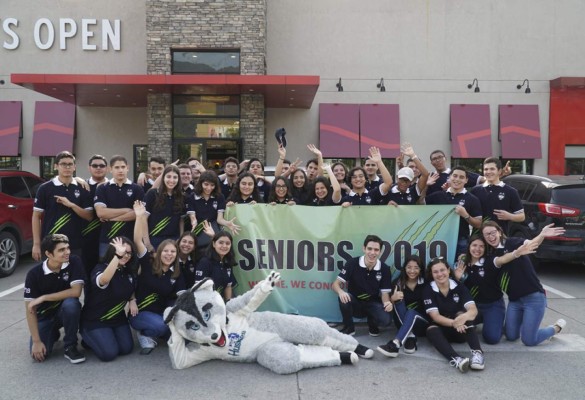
[163,272,374,374]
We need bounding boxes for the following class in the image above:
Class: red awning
[319,104,360,158]
[450,104,492,158]
[499,105,542,159]
[359,104,400,158]
[31,102,76,156]
[0,101,22,156]
[11,74,320,109]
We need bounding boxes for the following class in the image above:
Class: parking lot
[1,257,584,400]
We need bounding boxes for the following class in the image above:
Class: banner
[225,204,460,321]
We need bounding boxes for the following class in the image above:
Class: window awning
[11,74,320,109]
[31,102,76,156]
[0,101,22,156]
[450,104,492,158]
[319,104,360,158]
[359,104,400,158]
[499,104,542,159]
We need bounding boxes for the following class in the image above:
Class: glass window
[172,51,240,74]
[565,158,585,175]
[0,176,29,198]
[39,156,56,180]
[505,159,533,175]
[174,118,240,139]
[133,145,148,182]
[23,176,44,198]
[0,156,21,170]
[174,96,240,117]
[452,158,483,176]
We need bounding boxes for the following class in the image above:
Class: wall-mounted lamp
[517,79,531,93]
[377,78,386,92]
[467,78,480,93]
[336,78,344,92]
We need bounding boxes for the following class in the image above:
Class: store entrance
[174,139,241,173]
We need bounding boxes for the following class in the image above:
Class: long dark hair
[396,255,424,289]
[480,221,507,255]
[464,235,487,264]
[102,236,139,275]
[176,231,200,261]
[310,176,332,204]
[151,239,181,279]
[268,176,293,203]
[195,170,221,198]
[206,231,236,267]
[290,169,311,204]
[227,172,262,203]
[154,165,184,213]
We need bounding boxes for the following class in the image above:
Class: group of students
[333,228,566,374]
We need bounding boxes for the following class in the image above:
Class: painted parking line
[543,284,576,299]
[0,283,24,298]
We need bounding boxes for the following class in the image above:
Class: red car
[0,170,44,277]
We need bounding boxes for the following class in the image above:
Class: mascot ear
[190,278,214,293]
[164,305,178,325]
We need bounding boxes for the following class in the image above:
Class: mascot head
[164,278,228,347]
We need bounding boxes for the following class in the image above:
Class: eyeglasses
[431,155,445,162]
[275,184,287,188]
[90,164,107,168]
[351,174,365,180]
[58,162,75,168]
[483,230,499,237]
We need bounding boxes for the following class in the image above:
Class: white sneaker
[470,350,485,370]
[450,356,470,373]
[136,331,157,349]
[554,319,566,334]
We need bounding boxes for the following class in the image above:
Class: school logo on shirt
[341,269,346,275]
[195,270,203,277]
[407,195,412,203]
[74,189,80,198]
[227,269,231,277]
[94,195,98,201]
[61,271,70,282]
[128,276,134,284]
[498,192,505,201]
[227,331,246,356]
[479,267,485,277]
[452,293,460,303]
[376,272,382,281]
[213,201,218,209]
[459,199,465,206]
[366,195,372,204]
[126,188,133,197]
[170,278,176,284]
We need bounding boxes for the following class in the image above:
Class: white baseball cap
[397,167,414,181]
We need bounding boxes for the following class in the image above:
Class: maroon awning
[0,101,22,156]
[499,105,542,159]
[31,102,76,156]
[319,104,360,157]
[450,104,492,158]
[359,104,400,158]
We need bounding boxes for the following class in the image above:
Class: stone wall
[146,0,267,162]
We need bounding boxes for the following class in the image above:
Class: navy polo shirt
[135,255,186,314]
[183,184,194,197]
[34,177,93,249]
[365,175,381,192]
[426,168,482,196]
[180,256,203,289]
[144,189,185,240]
[423,279,475,318]
[425,188,482,239]
[381,184,421,205]
[462,257,503,303]
[493,237,544,301]
[81,262,137,328]
[336,256,392,302]
[24,255,86,319]
[311,195,340,206]
[471,182,523,234]
[198,256,238,296]
[186,193,226,223]
[392,277,427,315]
[341,188,385,206]
[81,178,103,243]
[220,178,236,199]
[257,180,272,203]
[94,179,144,243]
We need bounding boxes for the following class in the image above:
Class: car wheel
[0,232,20,277]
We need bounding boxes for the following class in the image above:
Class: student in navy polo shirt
[94,155,145,258]
[481,221,567,346]
[309,164,342,206]
[80,236,138,362]
[332,235,393,336]
[268,176,297,205]
[197,231,238,302]
[425,149,483,196]
[423,257,484,373]
[341,147,393,207]
[176,231,202,289]
[131,201,186,353]
[385,143,430,205]
[137,156,166,193]
[472,157,524,234]
[143,165,185,251]
[187,170,240,249]
[363,155,382,192]
[331,162,351,197]
[425,166,483,262]
[32,151,93,261]
[219,157,239,199]
[187,157,206,187]
[290,169,312,205]
[24,234,86,364]
[306,143,324,183]
[81,154,109,275]
[226,172,263,205]
[245,158,272,203]
[178,163,194,196]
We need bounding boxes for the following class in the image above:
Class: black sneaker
[354,344,374,359]
[64,346,86,364]
[339,326,355,336]
[339,352,359,365]
[368,325,380,337]
[403,337,417,354]
[377,341,399,358]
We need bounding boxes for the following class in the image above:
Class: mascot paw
[267,271,281,287]
[340,352,359,365]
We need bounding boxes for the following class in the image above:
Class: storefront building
[2,0,585,179]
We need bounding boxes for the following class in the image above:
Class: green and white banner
[225,204,459,321]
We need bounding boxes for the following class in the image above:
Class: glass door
[174,139,241,173]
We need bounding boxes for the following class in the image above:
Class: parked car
[503,174,585,264]
[0,170,44,277]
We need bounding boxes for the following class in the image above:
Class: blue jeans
[393,301,429,344]
[30,298,81,354]
[505,291,555,346]
[476,298,506,344]
[81,323,134,361]
[338,294,392,329]
[129,310,170,340]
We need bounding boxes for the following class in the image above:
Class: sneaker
[339,326,355,336]
[376,341,399,358]
[450,356,470,373]
[368,325,380,337]
[470,350,485,371]
[403,337,417,354]
[64,346,86,364]
[554,319,566,334]
[136,331,158,349]
[354,344,374,359]
[339,351,359,365]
